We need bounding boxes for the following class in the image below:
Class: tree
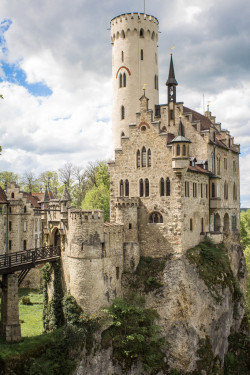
[21,171,40,193]
[240,210,250,249]
[0,171,19,189]
[38,171,60,195]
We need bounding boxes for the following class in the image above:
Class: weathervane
[143,83,148,95]
[207,100,211,111]
[170,46,175,55]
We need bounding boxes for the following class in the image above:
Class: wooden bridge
[0,245,61,286]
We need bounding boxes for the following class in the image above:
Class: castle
[0,12,240,316]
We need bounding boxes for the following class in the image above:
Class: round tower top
[110,12,159,26]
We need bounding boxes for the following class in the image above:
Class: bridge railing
[0,246,61,273]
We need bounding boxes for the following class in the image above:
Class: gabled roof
[0,186,8,203]
[23,192,41,208]
[183,106,213,131]
[188,165,211,175]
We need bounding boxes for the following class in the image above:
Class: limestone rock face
[75,240,247,375]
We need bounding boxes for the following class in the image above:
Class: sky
[0,0,249,206]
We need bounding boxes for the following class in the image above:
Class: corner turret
[171,118,191,170]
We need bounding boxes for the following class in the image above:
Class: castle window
[9,221,12,231]
[193,183,197,198]
[121,105,125,120]
[232,214,237,231]
[137,150,141,168]
[214,213,221,232]
[217,158,221,174]
[119,73,122,88]
[116,267,120,280]
[9,207,11,213]
[9,240,12,250]
[147,149,151,167]
[233,160,236,172]
[141,125,146,131]
[149,212,163,224]
[145,179,149,197]
[166,178,170,196]
[206,184,208,198]
[160,178,164,196]
[154,75,158,90]
[121,30,125,39]
[140,179,144,197]
[142,147,146,167]
[11,192,14,198]
[201,218,204,234]
[125,179,129,197]
[121,131,125,137]
[140,28,144,37]
[224,158,227,170]
[190,219,193,231]
[170,109,174,120]
[177,144,180,156]
[24,206,27,213]
[201,184,203,198]
[141,49,144,60]
[23,240,27,251]
[123,73,126,87]
[120,180,124,196]
[152,31,155,40]
[129,223,132,229]
[211,183,216,198]
[182,144,186,156]
[224,182,228,200]
[233,183,237,200]
[185,181,190,197]
[121,51,124,62]
[24,221,27,232]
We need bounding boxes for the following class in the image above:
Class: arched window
[119,73,122,88]
[211,183,216,198]
[121,30,125,39]
[166,178,170,196]
[149,212,163,224]
[201,218,204,234]
[11,192,14,198]
[224,182,228,199]
[125,180,129,197]
[145,179,149,197]
[139,179,144,197]
[120,180,124,196]
[152,31,155,40]
[141,49,144,60]
[121,131,125,137]
[123,73,126,87]
[217,158,221,174]
[140,28,144,37]
[137,150,141,168]
[233,183,237,200]
[142,147,146,167]
[183,144,186,156]
[24,206,27,213]
[232,214,237,230]
[190,218,193,231]
[160,178,164,196]
[121,105,125,120]
[147,149,151,167]
[177,144,180,156]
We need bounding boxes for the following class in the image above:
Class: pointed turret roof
[61,184,71,201]
[166,54,178,86]
[170,119,191,143]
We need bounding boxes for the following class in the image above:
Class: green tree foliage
[102,297,168,374]
[240,210,250,323]
[0,171,19,188]
[38,171,60,194]
[81,161,110,221]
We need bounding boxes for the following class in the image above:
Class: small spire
[166,54,178,86]
[178,117,185,137]
[61,183,71,201]
[43,185,50,202]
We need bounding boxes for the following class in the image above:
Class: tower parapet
[111,13,159,149]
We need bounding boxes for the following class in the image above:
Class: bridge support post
[0,274,21,342]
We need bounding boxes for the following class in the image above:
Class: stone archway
[53,228,61,247]
[223,213,229,232]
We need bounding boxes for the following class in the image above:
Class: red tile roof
[23,192,41,208]
[183,106,213,131]
[188,165,211,175]
[0,186,8,203]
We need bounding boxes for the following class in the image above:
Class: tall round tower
[110,13,159,149]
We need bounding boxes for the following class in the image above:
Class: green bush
[21,296,33,305]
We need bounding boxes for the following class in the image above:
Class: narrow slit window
[160,178,164,196]
[119,73,122,88]
[166,178,170,196]
[147,149,151,167]
[120,180,124,196]
[141,49,144,60]
[121,105,125,120]
[125,180,129,197]
[137,150,141,168]
[145,179,149,197]
[123,73,126,87]
[142,147,146,167]
[140,179,144,197]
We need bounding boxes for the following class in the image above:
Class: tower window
[24,206,27,213]
[152,31,155,41]
[121,51,124,62]
[201,218,204,234]
[185,181,190,197]
[119,73,122,88]
[120,180,124,196]
[211,183,216,198]
[232,214,237,231]
[141,49,144,60]
[177,144,180,156]
[9,221,12,231]
[123,73,126,87]
[160,178,164,196]
[121,105,125,120]
[145,179,149,197]
[23,240,27,251]
[139,179,144,197]
[140,28,144,37]
[166,178,171,196]
[125,180,129,197]
[9,240,12,250]
[154,75,158,90]
[137,150,141,168]
[147,149,151,167]
[142,147,146,167]
[183,144,186,156]
[190,219,193,231]
[11,192,14,198]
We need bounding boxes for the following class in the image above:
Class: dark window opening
[23,240,27,251]
[9,240,12,250]
[129,223,132,230]
[125,179,129,197]
[119,73,122,88]
[149,212,163,224]
[145,179,149,197]
[141,49,144,60]
[166,178,170,196]
[148,149,151,167]
[121,51,124,62]
[232,214,237,231]
[201,218,204,234]
[116,267,120,280]
[120,180,124,196]
[24,206,27,213]
[9,221,12,231]
[211,183,216,198]
[137,150,141,168]
[170,109,174,120]
[121,105,125,120]
[140,28,144,37]
[123,73,126,87]
[177,144,180,156]
[142,146,146,167]
[190,219,193,231]
[160,178,164,196]
[11,192,14,198]
[183,144,186,156]
[140,179,144,197]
